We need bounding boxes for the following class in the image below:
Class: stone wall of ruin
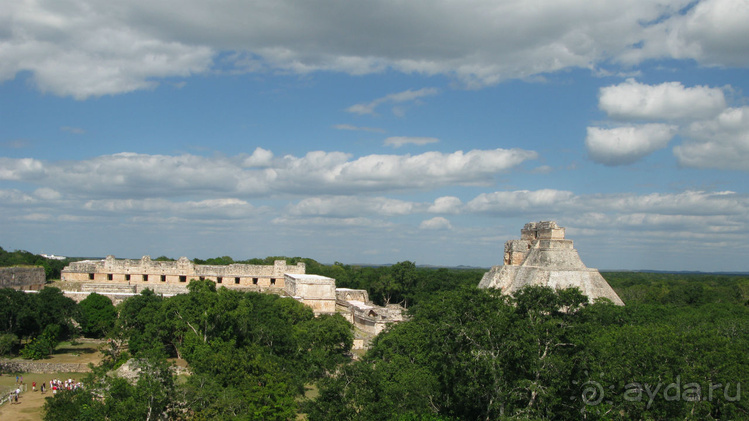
[61,256,305,290]
[335,288,369,302]
[0,360,91,374]
[335,289,406,336]
[284,274,337,315]
[337,302,405,336]
[0,267,46,290]
[505,221,566,266]
[503,240,531,266]
[520,221,565,241]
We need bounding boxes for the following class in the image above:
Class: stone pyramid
[478,221,624,305]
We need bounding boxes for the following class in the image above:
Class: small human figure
[32,381,36,391]
[41,382,45,394]
[16,375,19,383]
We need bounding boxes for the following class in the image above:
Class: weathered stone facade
[479,221,624,305]
[335,288,405,337]
[284,273,337,315]
[58,255,406,346]
[0,266,46,290]
[61,256,305,291]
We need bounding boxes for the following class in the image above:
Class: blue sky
[1,0,748,271]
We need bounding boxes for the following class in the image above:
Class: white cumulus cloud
[460,189,748,224]
[2,0,213,99]
[0,147,536,199]
[428,196,463,214]
[582,190,745,216]
[674,106,749,170]
[7,0,747,98]
[586,124,677,166]
[242,147,275,168]
[287,196,416,217]
[419,216,452,230]
[466,189,576,215]
[82,198,256,220]
[329,149,537,190]
[599,79,727,121]
[591,80,749,170]
[0,158,45,180]
[622,0,749,67]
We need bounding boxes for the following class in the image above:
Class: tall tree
[36,286,78,338]
[77,292,117,338]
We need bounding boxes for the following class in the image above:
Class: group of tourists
[4,375,84,406]
[42,378,83,394]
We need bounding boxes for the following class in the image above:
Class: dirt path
[0,340,104,420]
[0,373,87,420]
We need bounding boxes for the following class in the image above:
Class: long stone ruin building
[479,221,624,305]
[60,255,403,343]
[62,255,305,290]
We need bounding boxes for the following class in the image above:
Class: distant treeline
[192,255,749,307]
[193,255,484,308]
[603,271,749,306]
[6,246,749,308]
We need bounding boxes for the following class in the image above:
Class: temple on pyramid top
[478,221,624,305]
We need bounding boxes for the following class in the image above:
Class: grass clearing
[0,339,105,421]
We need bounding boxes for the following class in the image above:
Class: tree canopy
[0,286,77,358]
[44,279,354,419]
[77,292,117,338]
[308,284,749,420]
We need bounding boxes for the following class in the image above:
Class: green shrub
[0,333,18,356]
[21,324,60,359]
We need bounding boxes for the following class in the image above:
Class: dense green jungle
[2,248,749,420]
